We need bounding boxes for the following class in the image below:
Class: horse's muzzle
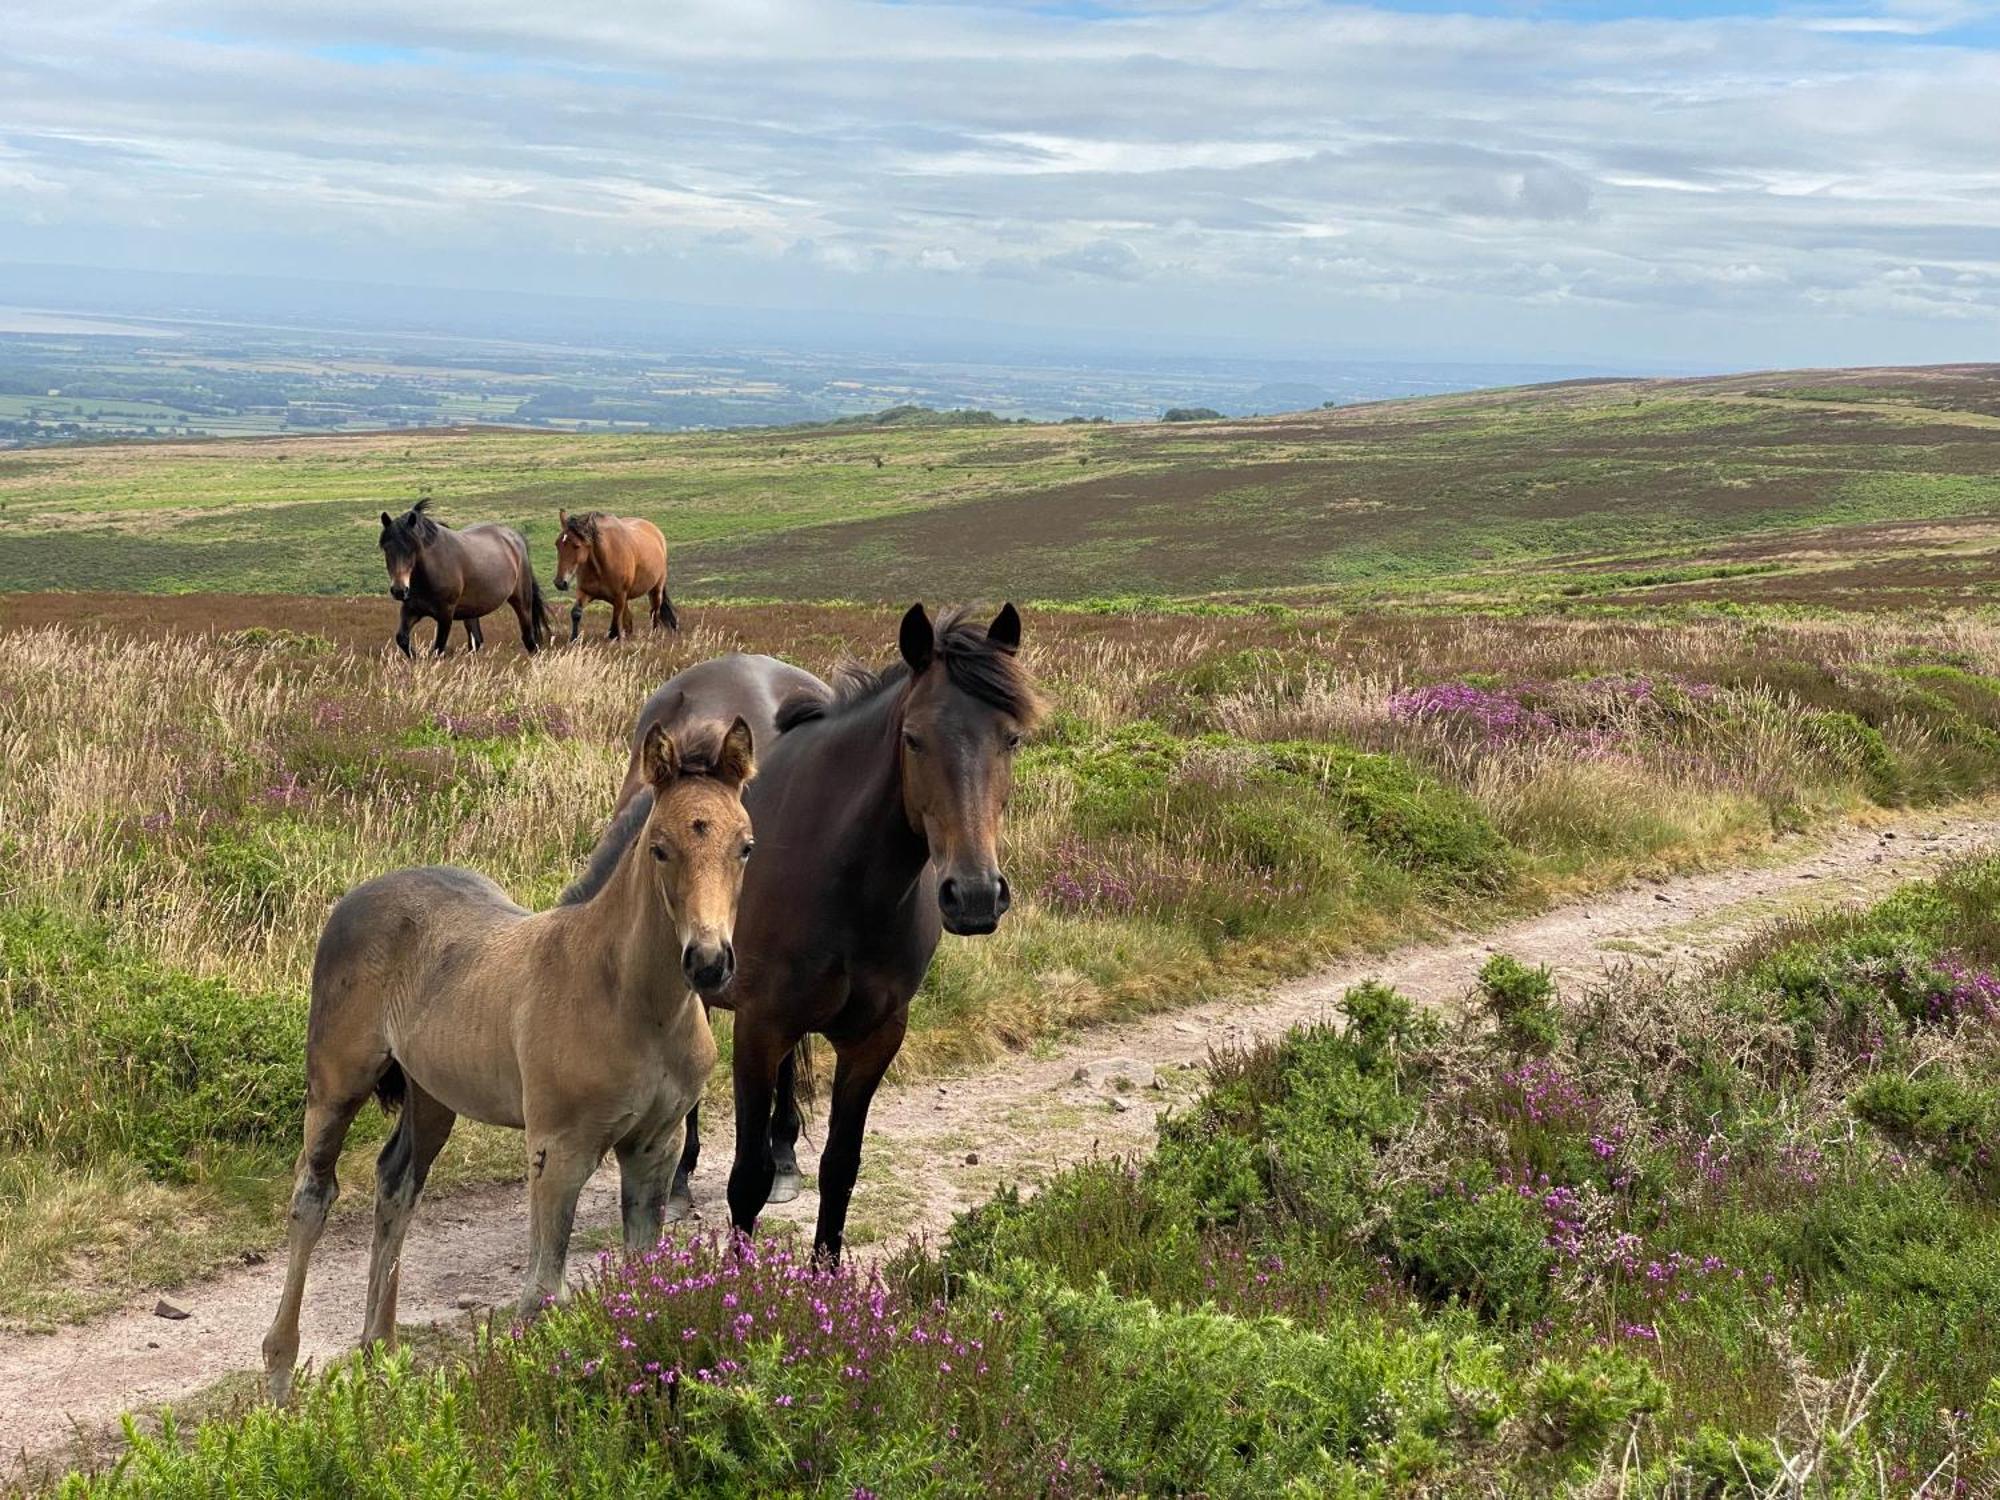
[939,873,1010,937]
[389,584,409,602]
[683,940,736,997]
[553,576,571,593]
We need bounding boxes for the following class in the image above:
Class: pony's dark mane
[558,718,749,906]
[773,606,1041,733]
[563,511,608,543]
[387,496,440,543]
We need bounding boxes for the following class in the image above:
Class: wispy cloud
[1,0,1996,364]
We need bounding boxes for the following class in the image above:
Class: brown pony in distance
[260,711,755,1403]
[552,510,676,642]
[616,603,1041,1261]
[378,498,549,657]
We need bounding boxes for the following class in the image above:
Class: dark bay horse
[261,711,755,1403]
[378,499,549,657]
[553,509,677,643]
[614,604,1041,1261]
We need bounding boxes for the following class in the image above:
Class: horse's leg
[668,1099,700,1222]
[394,601,423,660]
[615,1116,686,1254]
[517,1128,602,1318]
[766,1048,803,1204]
[607,591,626,642]
[813,1011,907,1265]
[430,611,451,656]
[569,599,585,644]
[361,1083,456,1349]
[649,584,667,631]
[725,1027,791,1236]
[509,593,537,654]
[465,616,484,654]
[261,1092,368,1402]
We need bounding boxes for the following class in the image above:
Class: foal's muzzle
[938,872,1011,936]
[683,940,736,997]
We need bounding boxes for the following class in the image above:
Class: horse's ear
[987,602,1022,652]
[899,602,934,673]
[642,722,680,791]
[716,716,755,789]
[380,511,393,529]
[558,508,568,528]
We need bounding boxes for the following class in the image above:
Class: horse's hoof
[665,1191,696,1224]
[767,1171,802,1205]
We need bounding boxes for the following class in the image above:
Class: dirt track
[8,804,1999,1475]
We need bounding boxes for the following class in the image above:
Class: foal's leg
[813,1012,908,1264]
[569,598,586,644]
[767,1048,804,1205]
[361,1083,457,1349]
[261,1092,368,1403]
[669,1100,700,1222]
[725,1029,793,1236]
[517,1128,603,1317]
[616,1117,687,1254]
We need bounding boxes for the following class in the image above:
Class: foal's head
[637,715,757,996]
[378,498,441,602]
[896,602,1042,936]
[551,510,597,593]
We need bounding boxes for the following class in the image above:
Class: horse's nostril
[938,878,960,912]
[996,876,1012,912]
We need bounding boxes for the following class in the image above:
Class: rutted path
[8,807,2000,1474]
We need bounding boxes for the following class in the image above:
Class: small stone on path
[152,1299,190,1322]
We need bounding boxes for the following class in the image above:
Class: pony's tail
[529,574,552,646]
[790,1037,821,1112]
[659,594,680,632]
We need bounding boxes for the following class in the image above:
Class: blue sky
[3,0,1998,367]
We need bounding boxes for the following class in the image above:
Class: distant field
[4,364,1999,604]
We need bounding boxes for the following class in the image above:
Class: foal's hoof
[767,1170,802,1205]
[665,1190,696,1224]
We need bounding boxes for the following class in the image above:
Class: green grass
[5,368,2000,600]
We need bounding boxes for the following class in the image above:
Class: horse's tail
[790,1037,821,1113]
[659,593,680,632]
[528,572,552,646]
[374,1056,407,1114]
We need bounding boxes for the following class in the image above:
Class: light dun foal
[261,709,755,1403]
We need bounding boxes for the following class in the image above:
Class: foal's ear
[987,602,1022,652]
[380,511,393,530]
[642,721,680,790]
[557,508,568,529]
[715,716,755,789]
[899,602,934,673]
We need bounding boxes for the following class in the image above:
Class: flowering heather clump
[553,1231,996,1417]
[1924,955,2000,1023]
[1040,837,1136,913]
[1388,681,1553,741]
[1496,1057,1595,1129]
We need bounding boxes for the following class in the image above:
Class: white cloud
[0,0,1996,363]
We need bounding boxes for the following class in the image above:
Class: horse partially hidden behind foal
[552,509,676,642]
[260,710,755,1404]
[616,603,1041,1262]
[378,498,549,657]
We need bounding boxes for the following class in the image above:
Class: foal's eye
[650,845,668,863]
[1005,731,1023,751]
[739,839,755,862]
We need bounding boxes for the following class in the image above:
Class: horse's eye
[903,732,923,753]
[1005,732,1022,751]
[651,845,668,863]
[739,840,755,862]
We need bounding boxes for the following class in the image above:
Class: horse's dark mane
[558,718,749,906]
[774,606,1042,734]
[564,510,608,543]
[387,496,441,543]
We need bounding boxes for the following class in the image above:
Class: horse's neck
[797,691,929,896]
